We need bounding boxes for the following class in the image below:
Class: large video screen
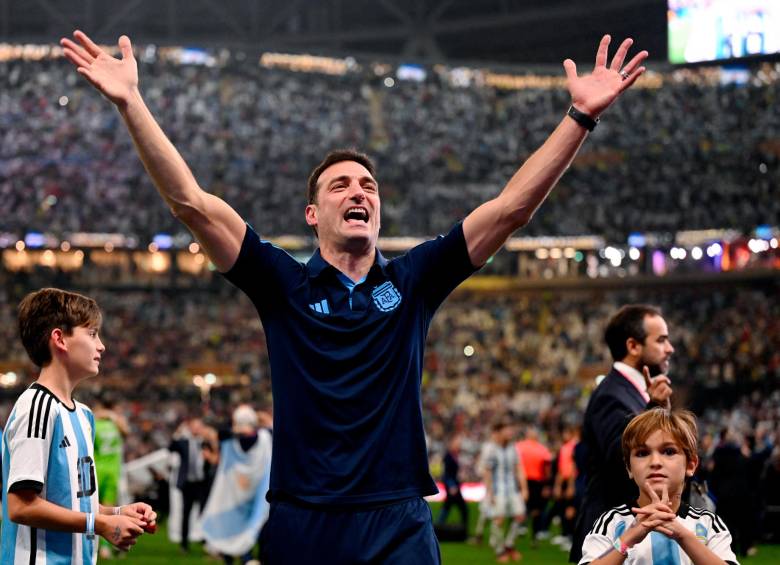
[668,0,780,64]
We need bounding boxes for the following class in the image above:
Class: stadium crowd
[1,275,777,465]
[0,57,778,242]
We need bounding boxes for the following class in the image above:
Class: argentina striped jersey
[579,502,739,565]
[1,383,99,564]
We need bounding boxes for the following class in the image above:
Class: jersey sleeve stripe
[590,509,615,535]
[710,512,727,532]
[27,389,40,438]
[33,392,46,439]
[703,511,722,533]
[589,506,632,536]
[589,510,609,535]
[41,396,54,440]
[714,514,727,531]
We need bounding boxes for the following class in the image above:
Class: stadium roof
[1,0,668,65]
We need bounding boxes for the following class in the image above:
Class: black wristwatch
[567,105,599,131]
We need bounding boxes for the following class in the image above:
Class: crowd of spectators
[1,57,778,242]
[1,272,777,468]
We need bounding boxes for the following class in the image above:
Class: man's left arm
[463,35,648,266]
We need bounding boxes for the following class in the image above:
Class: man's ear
[626,336,642,358]
[305,204,318,227]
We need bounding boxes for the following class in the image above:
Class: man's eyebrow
[327,175,351,186]
[327,175,377,186]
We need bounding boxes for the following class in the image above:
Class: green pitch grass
[126,503,780,564]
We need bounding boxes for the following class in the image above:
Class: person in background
[484,417,528,563]
[201,405,272,565]
[93,397,130,559]
[516,426,552,545]
[437,434,468,530]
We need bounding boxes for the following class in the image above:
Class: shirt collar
[613,361,649,394]
[306,248,389,278]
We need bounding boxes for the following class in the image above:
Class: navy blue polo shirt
[223,221,478,505]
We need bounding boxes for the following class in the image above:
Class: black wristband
[567,105,599,131]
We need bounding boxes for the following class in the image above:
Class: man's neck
[617,358,641,372]
[319,243,376,283]
[36,365,79,408]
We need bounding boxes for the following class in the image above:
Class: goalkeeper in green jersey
[93,398,130,559]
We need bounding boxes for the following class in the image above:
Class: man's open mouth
[344,207,369,223]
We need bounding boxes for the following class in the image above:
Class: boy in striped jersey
[2,288,157,564]
[580,409,738,565]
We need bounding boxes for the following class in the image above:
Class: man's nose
[348,183,366,200]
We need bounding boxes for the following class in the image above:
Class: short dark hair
[306,149,376,205]
[18,288,102,367]
[604,304,662,362]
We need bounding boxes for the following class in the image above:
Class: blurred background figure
[93,396,130,560]
[549,425,580,553]
[484,417,528,563]
[437,434,468,531]
[515,426,552,546]
[169,417,210,553]
[201,405,272,565]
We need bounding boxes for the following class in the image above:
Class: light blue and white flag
[201,429,272,556]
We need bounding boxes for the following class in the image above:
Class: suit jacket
[570,367,651,562]
[169,436,205,490]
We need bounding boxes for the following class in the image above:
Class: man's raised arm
[462,35,648,267]
[60,31,245,272]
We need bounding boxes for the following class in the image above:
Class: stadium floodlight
[629,247,641,261]
[706,243,723,257]
[24,232,45,248]
[691,246,703,260]
[748,238,770,253]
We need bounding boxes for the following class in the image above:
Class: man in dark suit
[169,417,209,553]
[569,304,674,562]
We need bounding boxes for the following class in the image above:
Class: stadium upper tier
[1,56,778,242]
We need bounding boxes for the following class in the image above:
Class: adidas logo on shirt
[309,299,330,315]
[59,436,71,448]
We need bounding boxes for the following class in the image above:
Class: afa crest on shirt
[695,523,708,542]
[372,281,402,312]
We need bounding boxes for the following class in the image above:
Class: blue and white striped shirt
[2,383,99,565]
